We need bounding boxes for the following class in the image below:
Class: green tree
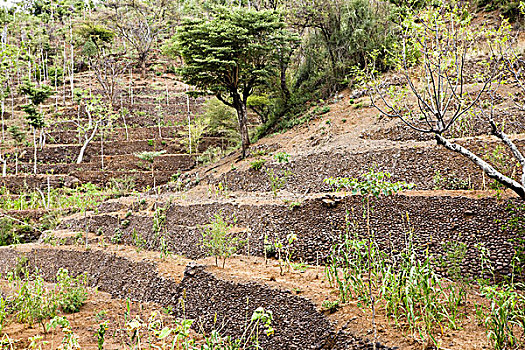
[19,80,53,174]
[173,7,296,158]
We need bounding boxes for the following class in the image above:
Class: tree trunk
[233,95,250,158]
[141,58,146,80]
[76,123,99,164]
[435,134,525,199]
[33,128,37,174]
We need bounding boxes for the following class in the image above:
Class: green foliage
[249,159,266,171]
[438,239,468,281]
[324,169,414,196]
[480,284,525,349]
[200,214,244,268]
[266,168,292,197]
[268,233,297,276]
[8,125,26,145]
[0,217,22,246]
[483,145,520,190]
[55,268,88,313]
[47,65,65,86]
[273,152,290,164]
[19,80,54,129]
[432,171,471,190]
[179,117,209,154]
[500,203,525,285]
[8,267,87,323]
[96,321,108,350]
[174,6,297,155]
[0,183,116,213]
[46,316,80,349]
[291,0,399,97]
[322,299,340,313]
[74,21,115,56]
[135,150,166,165]
[202,97,240,146]
[326,220,469,344]
[174,7,294,101]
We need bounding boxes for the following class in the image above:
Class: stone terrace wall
[0,247,388,350]
[62,195,524,281]
[212,140,524,193]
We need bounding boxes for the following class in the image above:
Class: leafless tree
[370,6,525,199]
[103,0,175,79]
[88,54,128,108]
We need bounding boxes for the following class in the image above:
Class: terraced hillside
[1,2,525,350]
[0,68,219,193]
[1,81,524,348]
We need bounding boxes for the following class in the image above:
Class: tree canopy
[174,6,297,157]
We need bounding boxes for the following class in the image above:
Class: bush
[200,214,244,268]
[249,159,266,171]
[202,98,240,146]
[56,268,88,313]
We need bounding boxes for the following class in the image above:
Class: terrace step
[60,191,524,282]
[0,243,395,350]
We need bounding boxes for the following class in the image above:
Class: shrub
[56,268,88,313]
[266,168,292,197]
[249,159,266,171]
[200,214,244,268]
[202,98,240,146]
[273,152,290,164]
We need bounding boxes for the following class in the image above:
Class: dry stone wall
[212,139,524,193]
[0,247,392,350]
[62,194,524,281]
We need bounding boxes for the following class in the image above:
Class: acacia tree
[174,7,296,158]
[370,5,525,199]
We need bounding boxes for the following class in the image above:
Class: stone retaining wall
[212,139,524,193]
[0,247,389,350]
[62,194,524,281]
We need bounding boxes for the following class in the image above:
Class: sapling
[273,233,297,275]
[135,150,167,191]
[18,81,54,174]
[267,168,292,197]
[200,213,244,268]
[95,321,108,350]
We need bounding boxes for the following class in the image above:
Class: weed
[132,229,147,252]
[286,200,302,210]
[433,170,471,190]
[266,168,292,197]
[46,316,80,349]
[273,152,290,164]
[56,268,88,313]
[111,229,123,244]
[249,159,266,171]
[438,238,467,281]
[96,321,108,350]
[271,233,297,275]
[322,300,340,313]
[481,284,525,349]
